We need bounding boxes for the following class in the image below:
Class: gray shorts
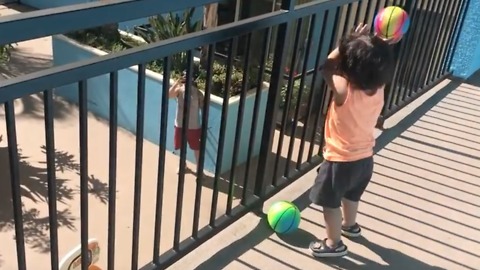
[309,156,374,208]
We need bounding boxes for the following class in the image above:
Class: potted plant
[52,8,270,174]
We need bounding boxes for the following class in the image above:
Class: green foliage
[137,8,199,42]
[66,8,261,97]
[66,29,132,53]
[0,43,15,64]
[194,62,259,97]
[136,8,199,72]
[280,78,311,116]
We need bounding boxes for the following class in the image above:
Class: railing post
[254,0,295,199]
[445,0,472,73]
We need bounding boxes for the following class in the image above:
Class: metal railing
[378,0,470,126]
[0,0,468,269]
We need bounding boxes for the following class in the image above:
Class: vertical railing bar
[285,14,316,174]
[107,71,118,270]
[299,10,328,165]
[272,18,303,186]
[397,0,432,102]
[308,7,339,159]
[78,80,89,270]
[376,0,385,11]
[402,0,437,99]
[43,89,59,270]
[315,8,345,157]
[362,0,375,24]
[173,50,194,249]
[427,0,458,82]
[153,57,171,259]
[367,0,383,32]
[4,101,27,270]
[210,39,234,225]
[241,28,270,205]
[442,0,469,76]
[381,0,420,114]
[131,64,146,269]
[374,0,385,21]
[254,0,294,200]
[353,0,363,25]
[341,3,354,37]
[226,33,252,215]
[390,0,426,108]
[410,0,445,92]
[421,0,451,85]
[192,44,214,237]
[377,0,401,121]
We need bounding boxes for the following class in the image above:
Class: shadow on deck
[172,75,480,270]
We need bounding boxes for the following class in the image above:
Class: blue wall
[450,0,480,79]
[52,35,268,174]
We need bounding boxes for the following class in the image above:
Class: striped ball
[267,201,301,234]
[374,6,410,40]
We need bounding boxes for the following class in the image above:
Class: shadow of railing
[466,69,480,87]
[0,139,108,253]
[189,78,480,270]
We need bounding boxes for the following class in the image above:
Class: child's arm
[198,89,205,110]
[169,78,183,98]
[322,50,348,106]
[321,24,369,106]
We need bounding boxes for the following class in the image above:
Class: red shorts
[174,127,201,151]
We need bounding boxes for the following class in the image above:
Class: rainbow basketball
[374,6,410,41]
[267,201,301,234]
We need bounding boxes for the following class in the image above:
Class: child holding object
[169,71,204,175]
[309,24,396,257]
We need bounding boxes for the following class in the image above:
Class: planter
[52,34,269,174]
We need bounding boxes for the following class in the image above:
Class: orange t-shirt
[323,85,384,162]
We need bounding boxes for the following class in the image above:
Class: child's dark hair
[338,32,395,91]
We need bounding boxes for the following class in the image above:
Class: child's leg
[173,126,182,151]
[323,207,343,246]
[309,161,348,257]
[341,156,374,237]
[174,126,183,174]
[341,198,359,227]
[187,129,202,174]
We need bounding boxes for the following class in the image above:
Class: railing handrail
[0,0,357,103]
[0,0,220,45]
[0,0,355,46]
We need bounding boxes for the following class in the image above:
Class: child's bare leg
[194,150,200,174]
[194,150,200,164]
[341,198,359,227]
[323,207,343,246]
[309,161,348,258]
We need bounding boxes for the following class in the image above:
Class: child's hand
[180,75,187,83]
[354,23,370,35]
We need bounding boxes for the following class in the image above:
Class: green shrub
[0,44,15,64]
[66,9,262,98]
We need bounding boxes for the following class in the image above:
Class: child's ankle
[325,238,341,247]
[342,222,356,228]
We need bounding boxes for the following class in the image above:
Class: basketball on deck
[374,6,410,41]
[267,201,301,234]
